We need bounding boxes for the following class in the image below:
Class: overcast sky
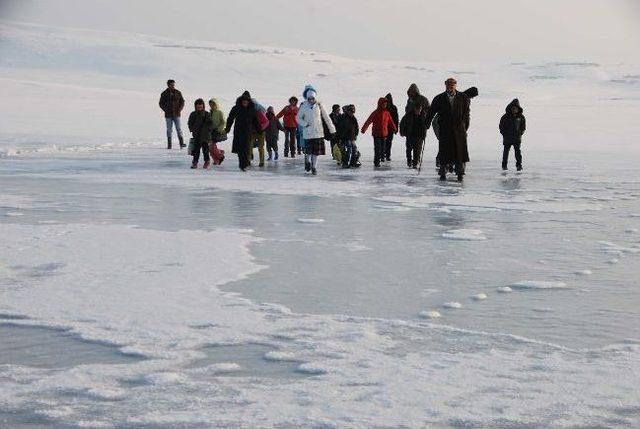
[2,0,639,63]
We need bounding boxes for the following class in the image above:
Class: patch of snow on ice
[296,363,328,375]
[297,218,325,224]
[442,302,463,309]
[418,310,442,319]
[442,229,486,241]
[497,286,513,293]
[263,351,301,362]
[471,293,488,301]
[510,281,568,290]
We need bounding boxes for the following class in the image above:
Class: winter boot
[190,162,197,169]
[274,152,279,160]
[305,157,311,172]
[203,160,211,170]
[312,168,317,175]
[167,137,172,150]
[179,136,185,149]
[267,153,273,161]
[516,165,523,172]
[457,174,464,182]
[439,174,446,181]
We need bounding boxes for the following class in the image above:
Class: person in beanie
[361,97,398,167]
[159,79,185,149]
[425,78,471,181]
[384,93,399,162]
[296,85,336,175]
[337,104,361,168]
[499,98,526,171]
[187,99,214,169]
[329,104,342,163]
[399,103,427,168]
[226,92,261,171]
[265,106,284,161]
[277,96,299,158]
[208,97,226,165]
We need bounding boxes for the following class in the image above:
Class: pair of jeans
[502,143,522,168]
[165,117,183,140]
[384,133,394,160]
[406,138,423,167]
[192,140,210,164]
[373,137,385,166]
[284,128,296,156]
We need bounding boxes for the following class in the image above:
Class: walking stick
[417,130,427,175]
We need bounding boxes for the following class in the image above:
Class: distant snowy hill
[0,20,639,156]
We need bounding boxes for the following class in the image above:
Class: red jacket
[361,98,397,138]
[276,105,299,129]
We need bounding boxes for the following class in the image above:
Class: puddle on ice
[0,323,145,368]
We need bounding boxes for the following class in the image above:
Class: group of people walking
[159,78,527,180]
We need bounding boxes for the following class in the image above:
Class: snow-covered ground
[1,21,640,428]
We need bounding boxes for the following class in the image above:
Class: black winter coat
[337,114,359,141]
[425,91,471,165]
[187,110,214,144]
[400,111,427,142]
[499,99,526,145]
[226,97,261,154]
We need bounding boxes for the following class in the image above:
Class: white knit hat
[306,90,317,100]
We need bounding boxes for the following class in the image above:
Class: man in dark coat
[433,86,478,170]
[187,98,214,169]
[159,79,185,149]
[225,93,261,171]
[425,78,471,181]
[499,98,526,171]
[384,93,399,162]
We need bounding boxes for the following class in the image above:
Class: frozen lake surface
[1,146,639,428]
[1,21,640,429]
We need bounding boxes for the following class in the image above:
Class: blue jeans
[165,117,183,140]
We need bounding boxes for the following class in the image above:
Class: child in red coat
[361,97,398,167]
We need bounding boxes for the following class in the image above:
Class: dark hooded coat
[499,99,526,145]
[405,84,430,114]
[385,93,399,135]
[425,90,471,165]
[225,96,261,154]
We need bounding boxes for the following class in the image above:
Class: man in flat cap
[425,78,471,181]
